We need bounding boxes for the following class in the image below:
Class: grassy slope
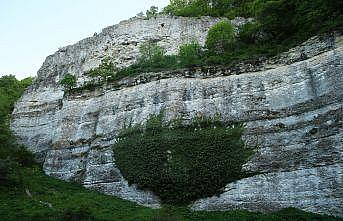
[1,167,342,221]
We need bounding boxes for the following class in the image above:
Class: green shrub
[0,145,36,186]
[146,6,159,18]
[0,75,35,186]
[150,208,184,221]
[60,73,77,88]
[238,22,262,45]
[163,0,210,17]
[0,75,33,115]
[162,0,342,67]
[59,206,97,221]
[205,21,235,55]
[13,146,36,167]
[113,43,178,78]
[139,42,166,65]
[162,0,262,18]
[113,114,253,204]
[86,58,117,81]
[258,0,343,43]
[178,41,203,67]
[0,158,14,183]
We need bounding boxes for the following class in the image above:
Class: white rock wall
[34,15,247,87]
[10,15,343,215]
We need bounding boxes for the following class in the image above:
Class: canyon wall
[11,15,342,216]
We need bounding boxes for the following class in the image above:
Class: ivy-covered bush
[113,114,254,204]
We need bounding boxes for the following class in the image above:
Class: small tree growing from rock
[178,41,203,67]
[146,6,159,18]
[60,73,76,89]
[139,42,166,66]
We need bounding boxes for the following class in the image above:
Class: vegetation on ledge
[62,0,342,92]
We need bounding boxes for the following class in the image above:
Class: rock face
[11,15,342,216]
[34,15,249,88]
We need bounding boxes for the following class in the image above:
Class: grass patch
[1,168,342,221]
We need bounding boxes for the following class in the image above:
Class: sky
[0,0,170,79]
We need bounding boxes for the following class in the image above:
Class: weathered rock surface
[33,15,250,88]
[10,15,342,216]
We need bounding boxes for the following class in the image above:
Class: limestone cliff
[11,15,342,216]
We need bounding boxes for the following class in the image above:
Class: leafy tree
[163,0,210,17]
[258,0,343,43]
[237,22,262,44]
[162,0,262,18]
[146,6,159,18]
[139,42,166,65]
[206,21,235,54]
[86,58,117,81]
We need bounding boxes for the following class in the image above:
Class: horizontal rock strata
[11,15,343,215]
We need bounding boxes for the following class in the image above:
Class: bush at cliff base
[113,114,254,204]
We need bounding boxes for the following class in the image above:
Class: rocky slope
[11,15,342,216]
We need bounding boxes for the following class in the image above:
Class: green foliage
[113,114,253,204]
[0,75,33,145]
[178,41,203,67]
[1,167,341,221]
[114,43,178,78]
[139,42,166,65]
[0,75,32,115]
[60,73,76,88]
[237,22,262,45]
[162,0,342,65]
[146,6,159,18]
[58,206,98,221]
[163,0,210,17]
[258,0,343,44]
[0,75,35,186]
[205,21,235,55]
[86,58,118,81]
[162,0,263,18]
[0,158,16,183]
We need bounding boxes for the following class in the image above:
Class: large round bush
[113,115,253,204]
